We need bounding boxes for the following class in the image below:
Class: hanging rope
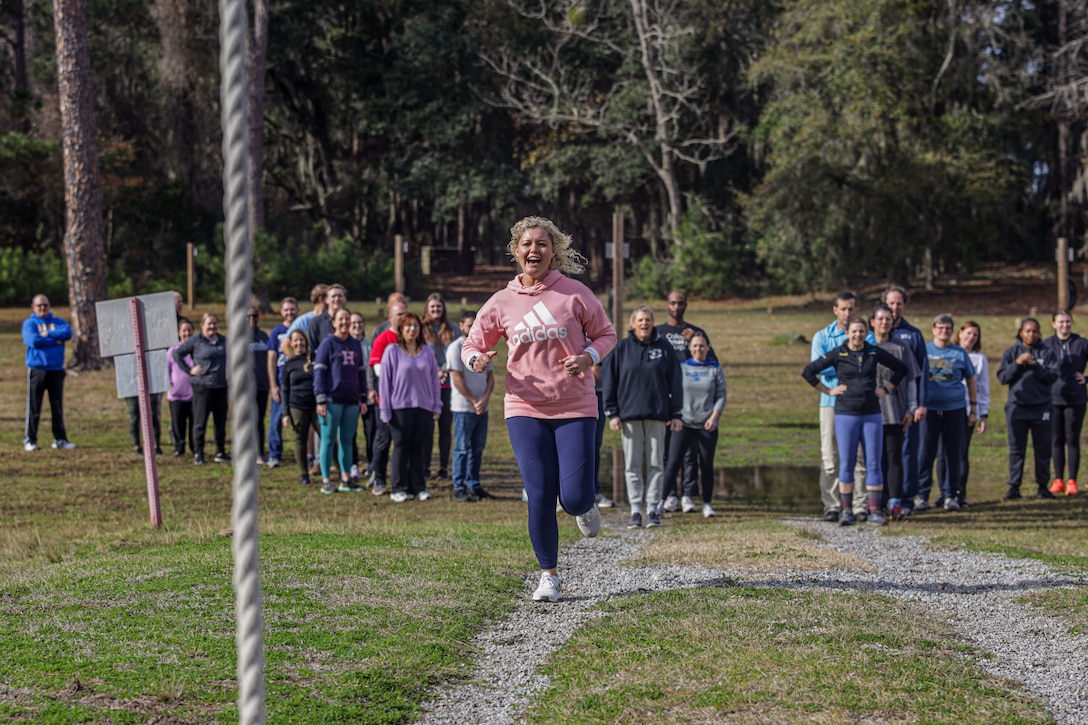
[219,0,266,721]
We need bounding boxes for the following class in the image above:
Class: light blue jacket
[810,320,846,408]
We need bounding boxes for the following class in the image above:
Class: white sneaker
[531,572,562,602]
[702,503,716,518]
[23,442,38,452]
[595,493,614,509]
[576,504,601,538]
[52,439,76,450]
[417,490,431,501]
[390,491,409,503]
[681,496,697,513]
[663,495,681,512]
[521,488,529,502]
[350,464,360,480]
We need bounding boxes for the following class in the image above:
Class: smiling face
[631,311,654,341]
[689,335,709,362]
[326,287,347,313]
[1020,320,1041,347]
[426,298,445,322]
[289,331,308,356]
[280,300,298,323]
[932,320,954,345]
[847,321,868,348]
[872,309,893,339]
[958,325,980,352]
[333,309,351,337]
[515,227,554,282]
[350,313,365,339]
[201,315,219,339]
[178,321,194,342]
[884,290,905,324]
[1054,313,1073,340]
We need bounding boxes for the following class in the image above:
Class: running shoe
[866,511,887,526]
[52,439,77,450]
[390,491,409,503]
[702,503,716,518]
[1050,478,1066,494]
[681,496,697,513]
[23,442,38,452]
[646,510,661,528]
[417,490,432,501]
[838,510,856,526]
[595,493,614,508]
[339,480,363,492]
[320,480,336,495]
[1067,479,1079,496]
[627,512,642,529]
[663,495,681,512]
[943,497,960,511]
[576,504,601,537]
[532,572,562,602]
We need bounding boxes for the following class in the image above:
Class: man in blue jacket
[22,295,76,451]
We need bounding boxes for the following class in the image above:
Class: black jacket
[998,341,1058,408]
[602,328,682,421]
[802,343,908,417]
[1042,333,1088,406]
[280,355,317,412]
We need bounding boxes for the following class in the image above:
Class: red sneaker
[1049,478,1066,494]
[1066,479,1079,496]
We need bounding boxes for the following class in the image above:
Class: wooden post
[130,299,162,528]
[395,234,405,294]
[611,211,624,329]
[187,242,195,310]
[1059,237,1070,310]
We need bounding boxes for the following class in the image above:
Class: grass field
[1,285,1085,723]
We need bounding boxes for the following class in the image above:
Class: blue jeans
[452,410,489,492]
[268,397,283,459]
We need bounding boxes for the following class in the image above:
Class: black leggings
[1052,404,1086,481]
[881,424,904,500]
[192,384,229,456]
[661,426,718,503]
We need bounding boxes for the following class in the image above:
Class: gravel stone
[417,513,1088,724]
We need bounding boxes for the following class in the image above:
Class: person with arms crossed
[23,294,75,451]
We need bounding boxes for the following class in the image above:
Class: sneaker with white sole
[646,510,661,527]
[654,501,667,517]
[663,495,681,512]
[52,439,76,450]
[23,442,38,452]
[350,464,360,481]
[521,488,529,502]
[267,457,280,468]
[531,572,562,602]
[681,496,697,513]
[390,491,409,503]
[576,504,601,537]
[627,512,642,529]
[595,493,614,509]
[417,490,431,501]
[702,503,716,518]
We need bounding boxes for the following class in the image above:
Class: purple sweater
[379,344,442,423]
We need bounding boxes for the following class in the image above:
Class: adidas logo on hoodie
[509,301,568,348]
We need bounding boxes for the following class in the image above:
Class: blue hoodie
[23,313,72,370]
[314,334,367,405]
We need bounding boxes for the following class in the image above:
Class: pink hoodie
[462,270,616,419]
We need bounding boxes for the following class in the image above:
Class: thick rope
[219,0,266,721]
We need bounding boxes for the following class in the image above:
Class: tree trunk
[53,0,106,370]
[246,0,270,308]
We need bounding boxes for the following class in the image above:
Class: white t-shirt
[447,337,492,413]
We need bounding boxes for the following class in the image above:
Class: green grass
[533,587,1047,723]
[1,297,1086,722]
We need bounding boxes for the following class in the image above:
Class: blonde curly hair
[507,216,587,276]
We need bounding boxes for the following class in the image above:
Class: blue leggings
[507,416,596,570]
[834,413,884,490]
[318,402,358,481]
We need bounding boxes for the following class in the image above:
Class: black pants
[918,407,967,502]
[25,368,67,445]
[391,408,434,495]
[881,423,905,500]
[936,422,976,498]
[1052,404,1086,481]
[288,407,318,477]
[1007,403,1053,488]
[126,393,162,450]
[662,426,718,503]
[426,387,452,476]
[192,384,229,456]
[256,388,269,457]
[371,418,392,485]
[354,405,377,471]
[169,399,194,454]
[663,427,700,498]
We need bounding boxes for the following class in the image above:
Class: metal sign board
[114,350,171,398]
[96,292,180,358]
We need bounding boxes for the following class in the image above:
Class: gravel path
[417,515,1088,724]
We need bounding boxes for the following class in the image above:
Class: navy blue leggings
[507,416,596,570]
[833,413,884,490]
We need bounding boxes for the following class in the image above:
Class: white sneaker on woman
[702,503,716,518]
[681,496,697,513]
[532,572,562,602]
[576,504,601,538]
